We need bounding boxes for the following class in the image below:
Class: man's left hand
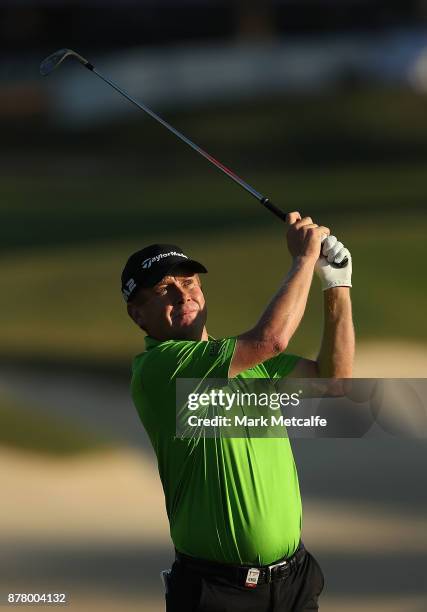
[315,235,352,290]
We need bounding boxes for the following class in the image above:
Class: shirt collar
[144,335,161,350]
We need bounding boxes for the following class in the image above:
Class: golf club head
[40,48,91,76]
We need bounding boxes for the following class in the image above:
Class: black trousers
[165,549,325,612]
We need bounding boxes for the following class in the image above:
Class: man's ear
[127,302,145,329]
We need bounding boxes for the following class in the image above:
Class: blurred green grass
[0,212,425,366]
[1,163,426,252]
[0,395,112,456]
[1,88,426,367]
[9,88,427,162]
[3,87,427,253]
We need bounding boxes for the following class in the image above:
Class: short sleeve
[262,352,301,378]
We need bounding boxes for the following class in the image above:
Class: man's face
[128,272,207,341]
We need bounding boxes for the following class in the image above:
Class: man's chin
[170,315,203,338]
[172,312,198,326]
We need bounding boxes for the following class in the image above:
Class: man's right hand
[230,211,328,376]
[286,211,330,262]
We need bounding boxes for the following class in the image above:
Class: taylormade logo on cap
[142,251,188,269]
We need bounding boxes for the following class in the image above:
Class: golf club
[40,48,348,267]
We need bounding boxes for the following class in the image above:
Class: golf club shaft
[42,49,347,267]
[87,65,287,222]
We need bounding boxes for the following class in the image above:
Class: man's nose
[172,283,190,303]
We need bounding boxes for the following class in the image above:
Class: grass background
[1,169,425,369]
[0,394,112,456]
[1,88,426,371]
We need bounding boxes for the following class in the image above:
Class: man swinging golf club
[41,46,354,610]
[121,212,354,611]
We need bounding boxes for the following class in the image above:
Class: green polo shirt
[131,335,302,565]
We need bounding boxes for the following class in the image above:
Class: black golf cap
[121,243,207,302]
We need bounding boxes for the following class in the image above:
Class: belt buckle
[267,559,287,582]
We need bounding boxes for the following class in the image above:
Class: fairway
[1,89,426,368]
[0,208,425,367]
[1,162,426,252]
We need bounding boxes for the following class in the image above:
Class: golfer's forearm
[252,256,316,351]
[317,287,354,377]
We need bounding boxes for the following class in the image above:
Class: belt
[175,541,305,587]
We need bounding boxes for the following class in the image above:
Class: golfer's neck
[185,326,209,342]
[172,326,209,342]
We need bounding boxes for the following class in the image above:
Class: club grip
[260,197,288,222]
[330,256,348,268]
[260,197,348,268]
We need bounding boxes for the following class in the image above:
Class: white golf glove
[315,235,352,290]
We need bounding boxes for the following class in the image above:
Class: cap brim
[139,259,207,288]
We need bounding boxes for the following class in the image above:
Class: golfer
[121,212,354,611]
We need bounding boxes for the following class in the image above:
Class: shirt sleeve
[262,352,301,378]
